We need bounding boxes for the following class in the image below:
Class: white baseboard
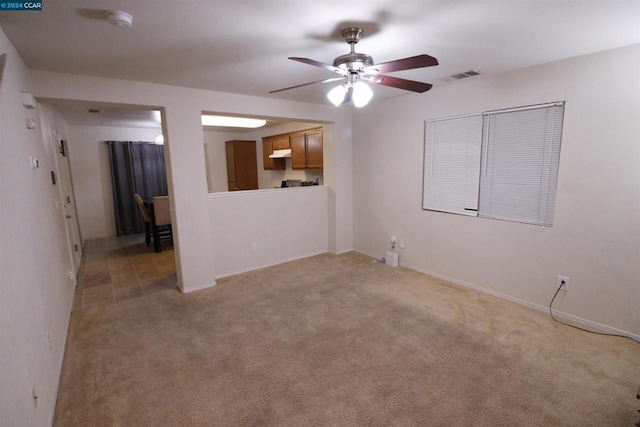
[179,279,217,294]
[214,250,330,280]
[357,250,639,342]
[334,248,355,255]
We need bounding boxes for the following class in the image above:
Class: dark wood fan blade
[269,77,344,94]
[289,57,345,74]
[365,54,438,74]
[368,75,433,93]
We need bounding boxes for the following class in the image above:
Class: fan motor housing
[333,52,374,72]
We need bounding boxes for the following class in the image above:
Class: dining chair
[134,193,152,246]
[152,196,173,252]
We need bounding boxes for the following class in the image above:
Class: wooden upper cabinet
[225,140,258,191]
[262,137,285,171]
[291,129,323,170]
[305,130,323,169]
[290,132,307,170]
[262,127,323,170]
[272,134,290,150]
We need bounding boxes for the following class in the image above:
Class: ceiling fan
[270,27,439,107]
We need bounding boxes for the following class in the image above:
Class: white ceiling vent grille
[438,70,481,83]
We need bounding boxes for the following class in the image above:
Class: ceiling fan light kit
[327,84,349,106]
[352,81,373,107]
[271,27,438,107]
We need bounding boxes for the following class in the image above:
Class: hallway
[73,235,177,311]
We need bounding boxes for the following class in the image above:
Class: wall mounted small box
[385,251,398,267]
[21,91,36,109]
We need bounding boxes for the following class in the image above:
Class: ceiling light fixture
[351,81,373,107]
[327,84,349,107]
[201,115,266,128]
[326,76,373,108]
[105,10,133,28]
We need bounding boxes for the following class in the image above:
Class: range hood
[269,149,291,159]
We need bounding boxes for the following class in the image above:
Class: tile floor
[73,235,178,311]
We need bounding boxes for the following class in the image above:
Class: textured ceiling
[1,0,639,125]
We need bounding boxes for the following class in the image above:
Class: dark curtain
[108,141,168,236]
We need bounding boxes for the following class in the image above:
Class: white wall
[203,129,241,193]
[65,125,161,239]
[30,69,354,292]
[353,45,640,337]
[208,186,329,278]
[0,29,75,426]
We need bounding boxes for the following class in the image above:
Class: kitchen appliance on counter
[280,179,319,188]
[282,179,301,187]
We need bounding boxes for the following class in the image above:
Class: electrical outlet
[557,275,570,291]
[251,242,257,252]
[390,236,397,250]
[398,239,405,249]
[29,156,39,170]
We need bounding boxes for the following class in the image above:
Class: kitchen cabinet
[292,129,323,170]
[290,133,306,170]
[272,134,290,150]
[225,140,258,191]
[305,130,323,169]
[262,137,285,171]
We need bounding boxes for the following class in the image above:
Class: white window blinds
[423,114,482,216]
[479,103,564,226]
[423,102,564,227]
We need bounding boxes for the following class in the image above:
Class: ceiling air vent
[438,70,481,83]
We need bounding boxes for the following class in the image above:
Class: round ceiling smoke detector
[105,10,133,28]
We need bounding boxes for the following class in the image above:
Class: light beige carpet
[54,252,640,426]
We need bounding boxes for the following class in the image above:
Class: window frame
[422,101,565,227]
